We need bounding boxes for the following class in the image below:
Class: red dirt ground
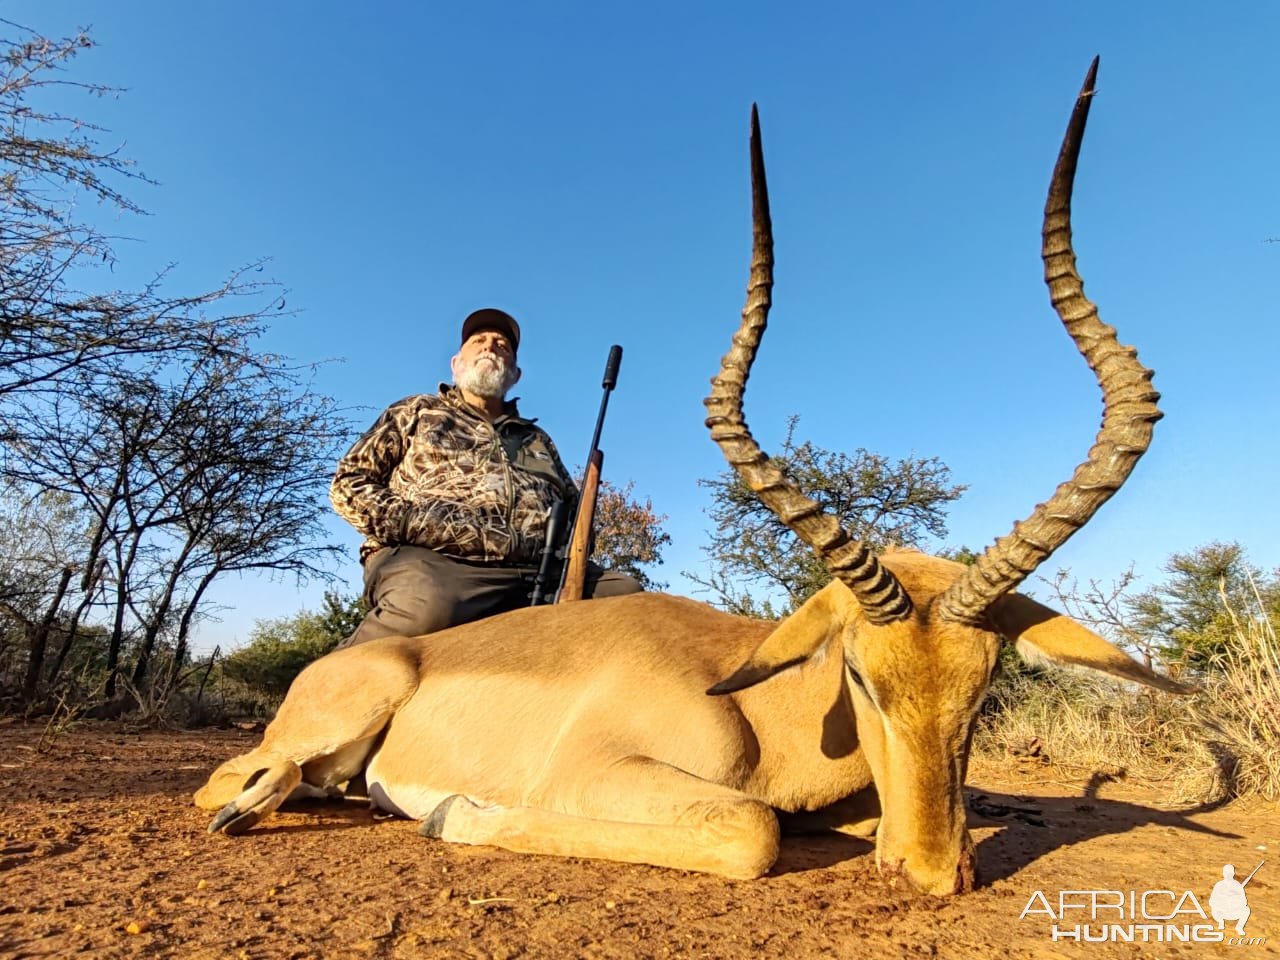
[0,720,1274,959]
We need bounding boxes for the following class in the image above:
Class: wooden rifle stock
[558,448,603,602]
[553,344,621,604]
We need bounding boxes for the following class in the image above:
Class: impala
[197,59,1185,895]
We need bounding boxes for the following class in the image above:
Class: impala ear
[988,592,1196,694]
[707,585,850,695]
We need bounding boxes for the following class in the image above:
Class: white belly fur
[363,747,458,821]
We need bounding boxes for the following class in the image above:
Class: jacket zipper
[484,419,516,559]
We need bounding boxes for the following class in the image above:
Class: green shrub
[219,592,365,706]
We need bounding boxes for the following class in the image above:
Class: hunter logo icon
[1210,861,1263,935]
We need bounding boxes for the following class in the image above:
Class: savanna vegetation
[977,544,1280,803]
[0,21,347,722]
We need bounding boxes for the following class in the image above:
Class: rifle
[557,344,622,602]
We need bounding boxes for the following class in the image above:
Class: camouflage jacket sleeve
[328,397,421,548]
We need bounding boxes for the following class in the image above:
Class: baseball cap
[460,308,520,354]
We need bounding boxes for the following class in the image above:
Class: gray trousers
[341,545,643,647]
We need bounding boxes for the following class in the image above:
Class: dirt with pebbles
[0,720,1274,959]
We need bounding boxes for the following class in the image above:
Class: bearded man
[331,308,641,646]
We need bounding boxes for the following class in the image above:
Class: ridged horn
[938,58,1162,625]
[703,105,913,625]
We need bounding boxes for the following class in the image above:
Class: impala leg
[420,757,780,879]
[196,639,422,829]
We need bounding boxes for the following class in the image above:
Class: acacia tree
[2,353,346,701]
[0,22,347,710]
[0,23,277,411]
[0,482,88,703]
[690,415,966,617]
[1126,542,1280,670]
[139,358,347,692]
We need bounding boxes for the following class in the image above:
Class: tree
[2,353,347,701]
[1126,542,1280,670]
[591,478,671,591]
[0,22,347,710]
[690,416,966,617]
[0,23,277,411]
[0,481,88,704]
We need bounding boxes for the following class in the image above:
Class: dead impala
[197,59,1186,896]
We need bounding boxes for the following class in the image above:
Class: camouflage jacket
[330,385,577,565]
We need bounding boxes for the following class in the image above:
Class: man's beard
[454,353,517,399]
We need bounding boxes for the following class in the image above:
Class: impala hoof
[209,802,261,836]
[206,761,301,835]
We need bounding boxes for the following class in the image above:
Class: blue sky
[8,3,1278,653]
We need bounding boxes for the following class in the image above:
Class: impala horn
[703,105,913,625]
[938,57,1162,625]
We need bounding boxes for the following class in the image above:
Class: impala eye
[845,660,866,689]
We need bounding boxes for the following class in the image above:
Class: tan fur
[196,553,1177,894]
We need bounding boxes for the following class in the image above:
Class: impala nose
[880,829,978,896]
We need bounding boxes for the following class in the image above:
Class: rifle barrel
[588,345,623,454]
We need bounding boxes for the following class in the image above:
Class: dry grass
[976,600,1280,804]
[975,670,1226,802]
[1197,595,1280,800]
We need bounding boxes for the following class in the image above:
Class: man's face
[451,329,520,399]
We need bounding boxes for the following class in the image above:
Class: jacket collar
[437,383,531,426]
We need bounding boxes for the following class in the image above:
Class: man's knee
[586,567,644,599]
[343,590,461,646]
[374,588,463,637]
[347,547,470,643]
